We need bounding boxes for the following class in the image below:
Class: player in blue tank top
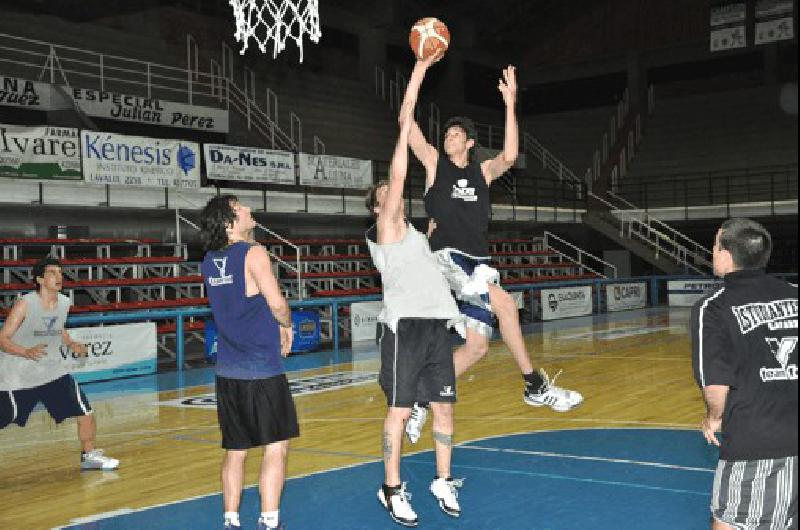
[200,195,297,530]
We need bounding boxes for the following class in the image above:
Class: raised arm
[482,66,518,184]
[380,110,415,226]
[404,56,441,179]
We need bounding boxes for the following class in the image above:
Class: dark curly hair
[443,116,477,141]
[200,194,239,251]
[32,256,62,291]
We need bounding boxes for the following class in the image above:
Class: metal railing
[615,165,799,216]
[607,190,713,269]
[0,31,302,152]
[255,222,304,300]
[543,231,617,279]
[172,193,304,300]
[591,192,712,275]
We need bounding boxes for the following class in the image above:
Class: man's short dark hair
[365,179,389,218]
[33,257,62,290]
[200,194,239,251]
[719,217,772,270]
[443,116,477,141]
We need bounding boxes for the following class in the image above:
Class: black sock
[383,483,400,496]
[523,371,545,393]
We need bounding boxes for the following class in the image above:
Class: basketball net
[229,0,321,62]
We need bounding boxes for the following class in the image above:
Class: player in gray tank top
[400,57,584,435]
[365,61,465,526]
[0,257,119,470]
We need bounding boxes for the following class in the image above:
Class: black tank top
[424,154,491,257]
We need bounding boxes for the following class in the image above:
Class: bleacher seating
[525,105,616,179]
[0,235,600,310]
[622,87,798,207]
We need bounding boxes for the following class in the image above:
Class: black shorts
[0,374,92,429]
[215,374,300,450]
[378,319,456,408]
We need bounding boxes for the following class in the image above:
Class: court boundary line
[52,426,706,529]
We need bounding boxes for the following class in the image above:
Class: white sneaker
[405,403,428,444]
[378,482,418,527]
[524,369,583,412]
[81,449,120,470]
[430,477,463,517]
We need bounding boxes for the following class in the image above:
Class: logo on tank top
[760,336,798,382]
[451,179,477,202]
[208,257,234,287]
[439,385,455,397]
[34,316,61,337]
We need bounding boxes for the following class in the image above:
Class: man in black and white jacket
[692,217,797,530]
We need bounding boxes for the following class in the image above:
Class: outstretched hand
[498,65,517,107]
[417,48,445,70]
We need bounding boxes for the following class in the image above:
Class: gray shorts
[712,456,798,530]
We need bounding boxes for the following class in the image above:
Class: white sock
[224,512,240,526]
[260,510,280,527]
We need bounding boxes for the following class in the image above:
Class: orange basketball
[409,17,450,61]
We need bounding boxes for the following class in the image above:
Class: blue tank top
[201,242,283,379]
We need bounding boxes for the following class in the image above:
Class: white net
[229,0,321,62]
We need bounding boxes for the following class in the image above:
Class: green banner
[0,124,82,180]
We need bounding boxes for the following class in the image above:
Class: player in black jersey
[401,59,583,443]
[692,218,797,530]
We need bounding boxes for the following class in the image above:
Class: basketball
[409,17,450,61]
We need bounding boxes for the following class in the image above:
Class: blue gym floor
[59,427,715,530]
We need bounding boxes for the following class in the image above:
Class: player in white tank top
[0,257,119,470]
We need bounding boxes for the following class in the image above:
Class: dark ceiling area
[2,0,610,58]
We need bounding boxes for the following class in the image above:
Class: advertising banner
[0,76,52,109]
[82,130,201,188]
[755,0,794,44]
[69,88,229,132]
[350,301,383,342]
[0,125,82,180]
[710,2,747,51]
[541,286,593,320]
[667,280,724,307]
[606,282,647,312]
[64,323,157,383]
[298,153,372,189]
[204,143,295,184]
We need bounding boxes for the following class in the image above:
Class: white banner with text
[0,124,82,180]
[82,131,201,188]
[606,282,647,312]
[299,153,372,189]
[350,301,383,342]
[0,76,52,109]
[541,286,593,320]
[64,323,157,383]
[204,143,296,184]
[69,88,229,132]
[667,280,724,307]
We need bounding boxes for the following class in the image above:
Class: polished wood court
[0,308,706,529]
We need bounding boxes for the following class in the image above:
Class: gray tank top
[367,223,461,331]
[0,292,71,390]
